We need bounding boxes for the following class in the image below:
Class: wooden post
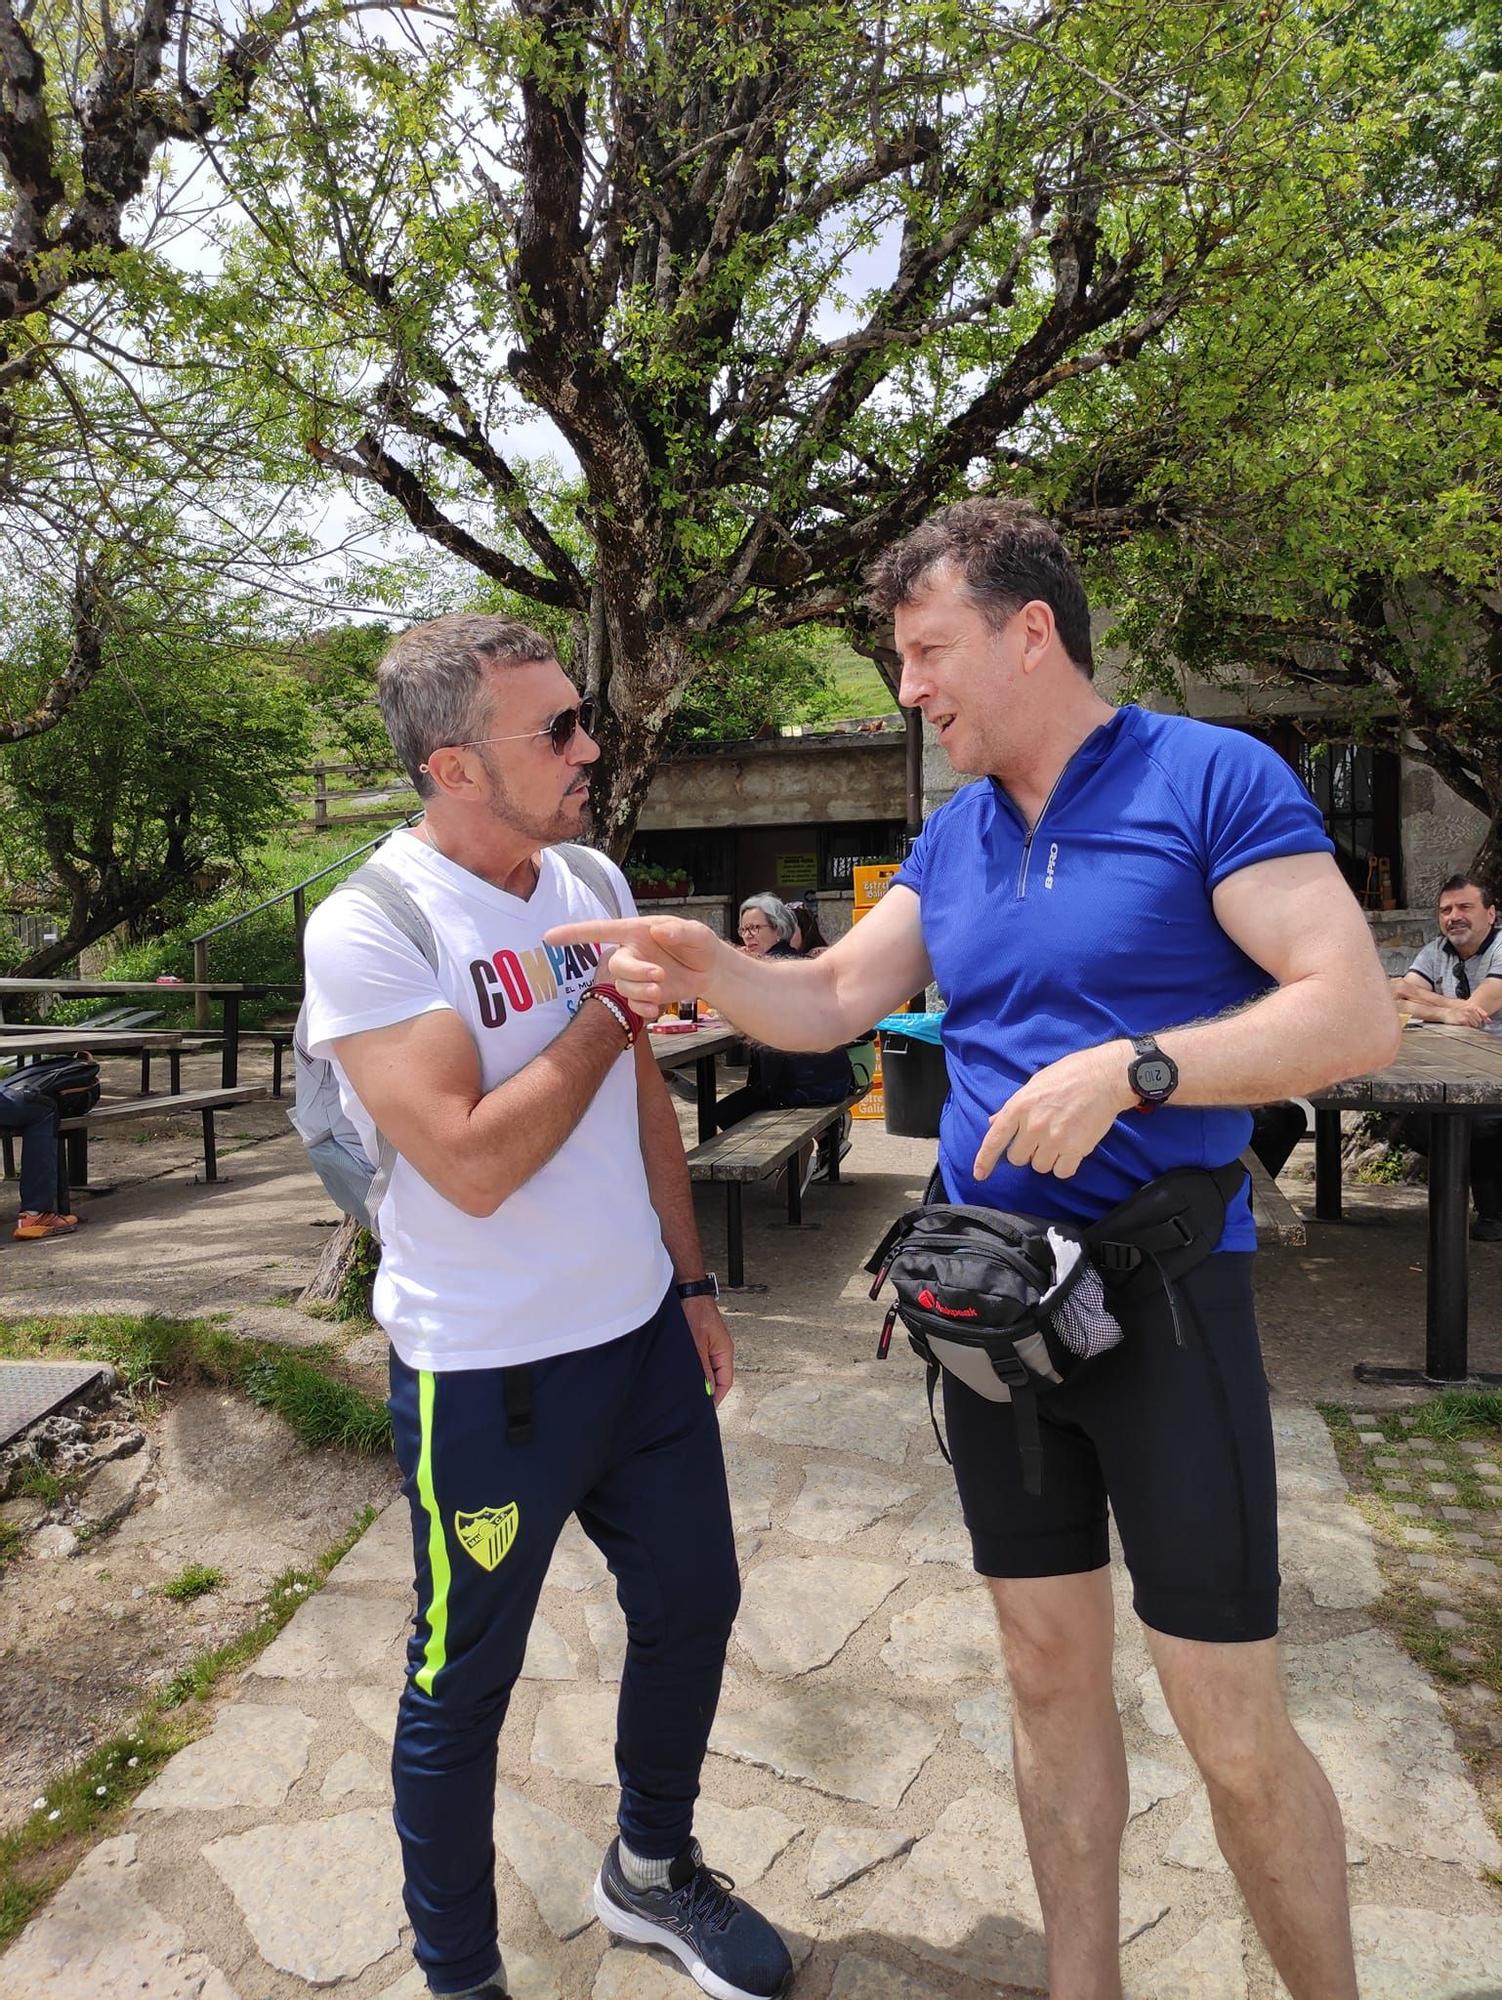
[314,765,328,829]
[192,939,209,1027]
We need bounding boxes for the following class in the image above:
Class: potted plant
[627,863,692,900]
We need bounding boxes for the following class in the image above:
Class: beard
[477,748,592,845]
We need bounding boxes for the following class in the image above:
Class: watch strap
[676,1275,720,1300]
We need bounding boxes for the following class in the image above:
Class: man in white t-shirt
[303,615,791,2000]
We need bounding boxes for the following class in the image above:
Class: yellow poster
[850,868,904,1118]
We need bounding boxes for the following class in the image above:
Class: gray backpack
[291,842,622,1236]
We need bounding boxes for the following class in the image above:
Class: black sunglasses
[448,697,597,758]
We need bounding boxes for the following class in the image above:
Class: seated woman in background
[714,894,855,1135]
[789,901,830,955]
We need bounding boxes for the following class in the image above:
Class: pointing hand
[545,917,722,1018]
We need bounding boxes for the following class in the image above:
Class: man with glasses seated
[301,615,790,2000]
[1393,872,1502,1240]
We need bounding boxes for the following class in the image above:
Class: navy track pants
[388,1286,740,1995]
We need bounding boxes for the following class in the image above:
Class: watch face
[1136,1058,1175,1096]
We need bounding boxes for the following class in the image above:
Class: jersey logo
[1044,842,1059,890]
[454,1503,519,1571]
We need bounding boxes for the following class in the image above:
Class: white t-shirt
[302,829,672,1370]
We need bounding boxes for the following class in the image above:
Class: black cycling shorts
[940,1250,1279,1644]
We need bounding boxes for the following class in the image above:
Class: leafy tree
[1057,1,1502,882]
[0,0,299,737]
[0,572,310,975]
[209,0,1338,851]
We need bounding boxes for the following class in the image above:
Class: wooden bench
[685,1093,863,1288]
[235,1029,295,1097]
[55,1086,270,1198]
[1242,1149,1307,1247]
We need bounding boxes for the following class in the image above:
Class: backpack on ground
[0,1053,102,1121]
[290,841,622,1235]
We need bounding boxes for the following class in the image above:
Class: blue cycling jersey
[893,705,1335,1249]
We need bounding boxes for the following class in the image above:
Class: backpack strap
[328,858,443,1239]
[552,841,623,919]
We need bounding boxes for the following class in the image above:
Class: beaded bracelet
[581,986,637,1048]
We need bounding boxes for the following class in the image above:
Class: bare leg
[1147,1627,1357,2000]
[989,1570,1128,2000]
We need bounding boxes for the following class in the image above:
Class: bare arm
[1395,970,1502,1029]
[332,1000,631,1218]
[546,884,933,1047]
[634,1036,734,1402]
[976,851,1403,1180]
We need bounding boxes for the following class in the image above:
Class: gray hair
[739,893,795,942]
[377,614,558,798]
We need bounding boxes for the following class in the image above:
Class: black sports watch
[676,1274,720,1301]
[1127,1034,1179,1111]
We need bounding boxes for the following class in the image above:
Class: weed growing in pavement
[0,1504,378,1946]
[161,1563,224,1602]
[1320,1398,1502,1851]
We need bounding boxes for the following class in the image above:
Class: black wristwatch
[676,1274,720,1301]
[1127,1034,1179,1111]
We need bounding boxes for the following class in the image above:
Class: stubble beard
[478,748,591,846]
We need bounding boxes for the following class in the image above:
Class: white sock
[619,1839,674,1891]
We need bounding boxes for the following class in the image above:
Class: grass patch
[1321,1395,1502,1855]
[161,1563,224,1602]
[0,1522,22,1572]
[0,1312,391,1457]
[0,1504,377,1947]
[242,1352,390,1454]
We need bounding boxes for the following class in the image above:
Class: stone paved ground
[2,1111,1502,1998]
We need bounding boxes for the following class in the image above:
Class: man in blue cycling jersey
[550,500,1399,2000]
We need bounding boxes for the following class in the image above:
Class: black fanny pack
[865,1160,1246,1494]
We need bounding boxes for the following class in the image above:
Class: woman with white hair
[714,892,854,1148]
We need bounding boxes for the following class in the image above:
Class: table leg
[1355,1110,1502,1388]
[726,1185,743,1288]
[222,996,239,1088]
[695,1055,716,1143]
[1425,1112,1470,1381]
[1314,1108,1343,1222]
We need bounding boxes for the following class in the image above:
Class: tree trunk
[299,1215,367,1308]
[1470,796,1502,901]
[591,630,691,859]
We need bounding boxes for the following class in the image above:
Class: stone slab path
[3,1125,1502,1998]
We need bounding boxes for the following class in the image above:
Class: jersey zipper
[1015,769,1066,898]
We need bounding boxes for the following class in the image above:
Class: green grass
[821,641,898,720]
[161,1563,224,1603]
[0,1505,377,1946]
[0,1313,391,1458]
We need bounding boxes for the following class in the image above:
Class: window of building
[1296,740,1403,905]
[819,821,908,890]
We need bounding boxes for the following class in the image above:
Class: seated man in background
[0,1070,77,1242]
[1394,874,1502,1031]
[1394,872,1502,1238]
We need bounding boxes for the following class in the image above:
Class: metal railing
[186,809,422,1025]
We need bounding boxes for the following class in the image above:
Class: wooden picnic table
[1310,1023,1502,1387]
[648,1019,740,1142]
[0,979,300,1091]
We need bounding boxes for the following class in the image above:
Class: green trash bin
[879,1014,948,1138]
